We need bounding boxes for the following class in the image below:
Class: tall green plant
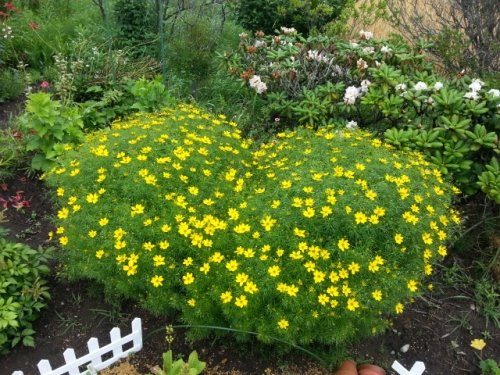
[18,93,84,171]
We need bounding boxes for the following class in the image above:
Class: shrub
[0,238,52,353]
[18,92,84,171]
[45,105,460,347]
[220,29,500,202]
[0,127,28,181]
[229,0,348,35]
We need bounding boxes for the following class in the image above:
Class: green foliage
[229,0,347,35]
[151,349,206,375]
[128,76,175,113]
[220,29,500,201]
[18,93,84,171]
[0,238,52,353]
[0,0,102,72]
[0,68,24,103]
[46,105,459,348]
[114,0,155,53]
[480,359,500,375]
[0,127,27,181]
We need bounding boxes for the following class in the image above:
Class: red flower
[4,2,18,11]
[29,21,39,30]
[0,10,8,17]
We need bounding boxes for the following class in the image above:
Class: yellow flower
[226,260,239,272]
[293,228,306,237]
[183,257,193,266]
[337,238,350,251]
[302,207,315,218]
[470,339,486,350]
[320,206,332,217]
[59,236,68,246]
[268,265,281,277]
[244,281,258,294]
[131,204,145,216]
[313,270,325,283]
[346,298,360,311]
[182,273,195,285]
[281,180,292,189]
[153,255,166,267]
[235,273,249,286]
[220,291,232,303]
[88,230,97,238]
[318,294,330,305]
[99,218,109,226]
[372,290,383,301]
[161,224,172,233]
[151,275,164,287]
[354,212,367,224]
[394,233,404,244]
[348,262,360,274]
[57,207,69,220]
[86,193,99,204]
[277,319,289,329]
[407,279,418,292]
[56,187,65,197]
[260,215,277,231]
[234,223,251,234]
[234,295,248,308]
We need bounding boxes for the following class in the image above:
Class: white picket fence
[12,317,143,375]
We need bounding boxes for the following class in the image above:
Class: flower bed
[45,104,460,347]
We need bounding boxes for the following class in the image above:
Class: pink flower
[0,10,8,17]
[0,183,7,191]
[40,81,50,89]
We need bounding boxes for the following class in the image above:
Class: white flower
[381,45,392,54]
[426,97,435,105]
[359,30,373,40]
[344,86,360,105]
[280,26,297,35]
[433,82,443,91]
[362,46,375,54]
[254,40,265,48]
[469,78,484,92]
[239,32,248,39]
[346,120,358,130]
[307,50,328,63]
[360,80,371,93]
[463,91,480,100]
[350,42,359,48]
[487,89,500,97]
[414,81,428,91]
[357,58,368,70]
[395,83,407,91]
[248,75,267,94]
[375,61,381,68]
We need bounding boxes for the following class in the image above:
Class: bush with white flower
[220,29,500,202]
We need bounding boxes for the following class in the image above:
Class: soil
[0,100,498,375]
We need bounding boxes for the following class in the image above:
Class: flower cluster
[248,74,267,94]
[46,105,459,347]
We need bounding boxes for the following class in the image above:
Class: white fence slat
[109,327,123,359]
[87,337,101,369]
[12,317,143,375]
[63,348,80,375]
[37,359,53,373]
